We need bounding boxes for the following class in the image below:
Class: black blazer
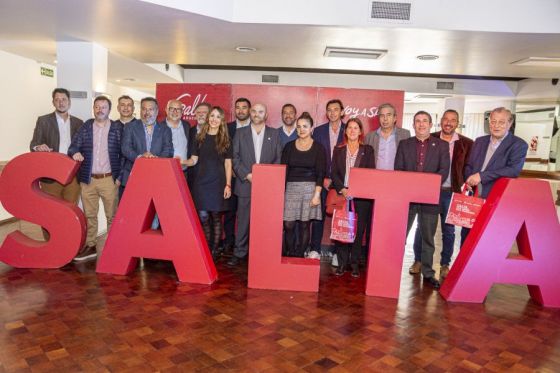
[394,136,450,214]
[331,144,376,193]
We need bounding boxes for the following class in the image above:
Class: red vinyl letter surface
[349,168,441,298]
[248,164,320,292]
[440,178,560,307]
[96,158,217,284]
[0,152,85,267]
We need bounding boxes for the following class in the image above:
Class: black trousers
[335,199,372,268]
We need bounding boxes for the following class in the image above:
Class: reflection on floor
[0,221,559,372]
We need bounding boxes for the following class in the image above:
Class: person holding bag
[331,118,375,277]
[282,112,326,258]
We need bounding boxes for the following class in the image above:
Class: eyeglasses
[169,107,182,112]
[489,120,508,127]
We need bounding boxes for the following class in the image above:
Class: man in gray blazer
[228,103,283,267]
[30,88,83,239]
[365,103,410,170]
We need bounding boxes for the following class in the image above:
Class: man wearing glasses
[464,107,528,199]
[164,99,189,180]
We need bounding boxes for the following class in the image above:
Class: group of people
[30,88,529,289]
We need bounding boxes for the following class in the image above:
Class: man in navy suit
[121,97,173,191]
[310,99,345,258]
[465,107,528,199]
[395,111,450,290]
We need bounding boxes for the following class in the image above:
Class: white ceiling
[0,0,559,85]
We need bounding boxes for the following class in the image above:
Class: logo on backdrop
[175,93,209,121]
[344,105,379,118]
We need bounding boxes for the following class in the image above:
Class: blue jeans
[413,189,466,266]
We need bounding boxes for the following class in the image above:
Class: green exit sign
[40,67,54,77]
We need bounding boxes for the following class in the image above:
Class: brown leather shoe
[440,265,450,279]
[409,261,421,274]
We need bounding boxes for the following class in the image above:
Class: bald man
[228,103,283,267]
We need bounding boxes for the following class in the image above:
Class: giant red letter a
[96,158,217,284]
[440,178,560,307]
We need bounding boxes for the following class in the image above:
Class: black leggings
[198,211,223,252]
[284,220,310,258]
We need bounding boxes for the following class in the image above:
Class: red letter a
[440,178,560,307]
[248,164,320,292]
[0,152,85,267]
[349,168,441,298]
[96,158,217,284]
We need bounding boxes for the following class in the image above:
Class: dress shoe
[409,261,421,274]
[423,276,441,290]
[226,256,241,267]
[440,265,450,279]
[334,266,345,276]
[74,245,97,262]
[351,264,360,278]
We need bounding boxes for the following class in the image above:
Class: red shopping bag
[330,200,357,243]
[445,185,485,228]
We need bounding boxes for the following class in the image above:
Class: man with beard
[68,96,122,261]
[279,103,297,148]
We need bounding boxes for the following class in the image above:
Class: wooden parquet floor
[1,255,559,372]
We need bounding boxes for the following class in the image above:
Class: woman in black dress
[331,117,375,277]
[185,106,232,258]
[281,112,326,258]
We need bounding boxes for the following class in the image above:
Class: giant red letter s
[440,178,560,307]
[248,164,320,292]
[0,152,85,267]
[349,168,441,298]
[96,158,217,284]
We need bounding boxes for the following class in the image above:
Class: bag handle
[344,198,355,212]
[461,183,479,197]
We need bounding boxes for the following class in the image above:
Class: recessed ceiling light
[235,46,257,53]
[324,47,387,60]
[417,54,439,61]
[121,78,136,82]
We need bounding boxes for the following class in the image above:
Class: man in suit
[365,103,410,170]
[68,96,123,261]
[30,88,83,239]
[164,99,189,180]
[228,103,283,267]
[279,103,298,148]
[310,99,345,257]
[395,111,450,290]
[411,110,473,279]
[121,97,173,191]
[223,98,252,253]
[465,107,528,196]
[187,102,211,190]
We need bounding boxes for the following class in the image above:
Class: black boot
[351,264,360,278]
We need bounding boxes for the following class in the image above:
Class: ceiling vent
[436,81,454,90]
[414,94,452,100]
[510,57,560,67]
[262,74,279,83]
[370,1,412,23]
[324,47,387,60]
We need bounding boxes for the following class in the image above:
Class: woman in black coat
[330,117,375,277]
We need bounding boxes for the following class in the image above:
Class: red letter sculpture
[0,152,85,267]
[349,168,441,298]
[96,158,217,284]
[440,178,560,307]
[248,164,320,292]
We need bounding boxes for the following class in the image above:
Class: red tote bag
[330,200,357,243]
[445,185,485,228]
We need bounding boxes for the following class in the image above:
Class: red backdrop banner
[156,83,404,133]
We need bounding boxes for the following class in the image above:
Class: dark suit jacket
[394,136,450,214]
[233,125,283,198]
[30,112,83,152]
[331,144,376,193]
[464,134,528,198]
[312,121,345,178]
[432,131,473,193]
[121,119,174,186]
[67,119,123,184]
